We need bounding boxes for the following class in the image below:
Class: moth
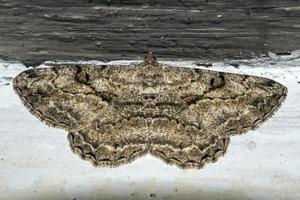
[13,53,287,169]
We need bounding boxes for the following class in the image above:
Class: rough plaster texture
[0,0,300,65]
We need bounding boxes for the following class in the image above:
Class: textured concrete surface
[0,0,300,66]
[0,53,300,200]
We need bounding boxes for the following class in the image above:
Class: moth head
[144,51,156,62]
[142,52,160,67]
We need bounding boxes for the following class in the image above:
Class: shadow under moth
[13,53,287,169]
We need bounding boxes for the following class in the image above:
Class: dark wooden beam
[0,0,299,66]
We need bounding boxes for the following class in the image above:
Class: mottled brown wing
[13,65,149,167]
[179,69,287,136]
[13,66,109,130]
[149,66,287,169]
[149,117,230,169]
[68,117,149,167]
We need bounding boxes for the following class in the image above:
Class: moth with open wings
[13,53,287,169]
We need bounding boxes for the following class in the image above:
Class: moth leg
[68,130,148,167]
[149,118,230,169]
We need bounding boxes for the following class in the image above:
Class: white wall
[1,53,300,200]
